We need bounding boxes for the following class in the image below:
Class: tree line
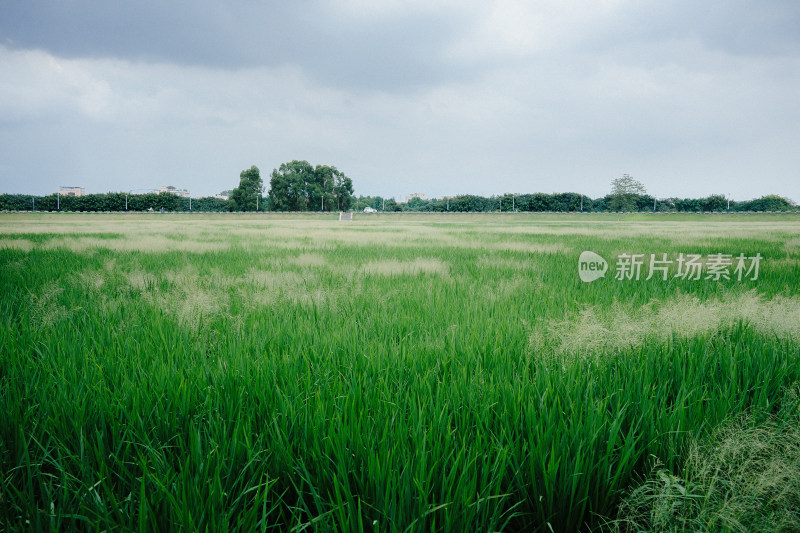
[0,160,357,213]
[355,175,795,213]
[1,191,794,214]
[0,166,794,213]
[353,193,795,213]
[0,192,229,212]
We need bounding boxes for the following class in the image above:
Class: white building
[406,192,426,202]
[159,185,190,198]
[59,186,85,197]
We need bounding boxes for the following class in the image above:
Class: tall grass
[1,213,799,531]
[611,387,800,532]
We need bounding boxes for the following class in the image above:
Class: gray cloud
[2,1,474,92]
[1,1,799,201]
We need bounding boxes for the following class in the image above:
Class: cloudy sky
[1,1,798,201]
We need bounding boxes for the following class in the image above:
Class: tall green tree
[324,165,354,211]
[313,164,338,212]
[268,160,314,211]
[230,165,264,211]
[609,174,647,211]
[268,161,355,211]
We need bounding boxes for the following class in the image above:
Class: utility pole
[654,196,657,213]
[580,195,583,213]
[189,195,192,213]
[57,191,60,212]
[727,194,730,214]
[32,197,35,212]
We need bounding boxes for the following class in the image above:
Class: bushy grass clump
[611,387,800,532]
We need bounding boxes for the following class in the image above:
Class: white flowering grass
[361,258,449,276]
[544,291,800,354]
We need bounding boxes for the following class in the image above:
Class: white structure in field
[159,185,190,198]
[339,212,353,221]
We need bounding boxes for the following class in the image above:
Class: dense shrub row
[355,193,797,213]
[0,192,231,212]
[1,191,795,213]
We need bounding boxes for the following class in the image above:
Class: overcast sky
[1,1,798,201]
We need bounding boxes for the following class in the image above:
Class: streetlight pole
[57,191,60,212]
[32,197,35,212]
[727,194,730,214]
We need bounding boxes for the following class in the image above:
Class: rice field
[1,212,799,531]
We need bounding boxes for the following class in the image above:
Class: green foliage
[609,174,648,212]
[267,161,355,212]
[354,195,387,211]
[268,160,314,211]
[736,195,794,212]
[0,193,235,212]
[316,164,355,212]
[447,194,489,212]
[667,195,730,213]
[700,194,728,212]
[230,165,265,212]
[188,196,230,212]
[397,193,592,213]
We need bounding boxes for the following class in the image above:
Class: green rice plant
[1,213,799,531]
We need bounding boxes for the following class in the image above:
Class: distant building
[212,194,230,201]
[159,185,190,198]
[59,186,85,197]
[406,193,426,202]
